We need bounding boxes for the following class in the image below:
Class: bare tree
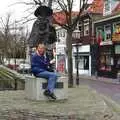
[0,13,13,64]
[52,0,88,87]
[9,0,45,24]
[0,12,28,65]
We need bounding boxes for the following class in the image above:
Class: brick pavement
[0,86,119,120]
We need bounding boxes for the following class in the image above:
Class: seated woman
[31,43,58,100]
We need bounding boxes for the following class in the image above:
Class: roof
[112,2,120,13]
[94,11,120,24]
[52,11,79,25]
[94,1,120,23]
[87,0,104,14]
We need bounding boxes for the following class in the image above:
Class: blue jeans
[36,71,59,93]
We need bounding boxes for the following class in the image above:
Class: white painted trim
[94,14,120,24]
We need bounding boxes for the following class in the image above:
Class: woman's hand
[50,58,56,64]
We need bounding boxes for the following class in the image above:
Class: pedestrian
[31,43,58,100]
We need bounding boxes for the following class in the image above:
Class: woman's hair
[36,43,46,49]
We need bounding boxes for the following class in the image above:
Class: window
[84,25,89,36]
[58,30,66,38]
[104,24,111,41]
[84,19,89,36]
[113,22,120,34]
[104,0,111,15]
[57,32,59,38]
[75,56,89,70]
[59,31,62,37]
[96,27,105,43]
[79,23,83,37]
[112,22,120,42]
[99,55,113,71]
[105,0,110,11]
[99,47,113,71]
[76,23,79,30]
[62,31,65,37]
[115,45,120,54]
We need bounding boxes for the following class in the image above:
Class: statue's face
[37,16,49,32]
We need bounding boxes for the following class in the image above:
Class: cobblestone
[0,86,119,120]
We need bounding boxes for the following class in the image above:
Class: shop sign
[100,41,112,46]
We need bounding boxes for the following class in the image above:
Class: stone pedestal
[25,75,68,100]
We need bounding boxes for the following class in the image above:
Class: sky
[0,0,28,19]
[0,0,93,30]
[0,0,35,30]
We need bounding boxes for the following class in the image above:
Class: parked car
[17,61,31,74]
[7,64,19,70]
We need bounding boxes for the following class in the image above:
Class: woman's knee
[50,73,57,80]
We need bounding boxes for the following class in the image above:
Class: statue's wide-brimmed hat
[34,6,53,17]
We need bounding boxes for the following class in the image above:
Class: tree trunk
[66,30,73,87]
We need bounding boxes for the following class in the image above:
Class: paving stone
[0,86,119,119]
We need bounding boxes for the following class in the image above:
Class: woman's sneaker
[43,90,57,100]
[49,92,57,100]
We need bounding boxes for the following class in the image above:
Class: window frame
[104,24,111,41]
[83,19,89,36]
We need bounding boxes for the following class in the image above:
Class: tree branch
[71,0,88,30]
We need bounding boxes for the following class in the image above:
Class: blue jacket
[31,53,50,75]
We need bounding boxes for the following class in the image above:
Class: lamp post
[75,44,79,85]
[72,30,81,86]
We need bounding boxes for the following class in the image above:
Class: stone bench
[25,75,68,100]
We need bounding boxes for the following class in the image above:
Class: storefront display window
[99,47,113,71]
[115,45,120,70]
[75,56,89,70]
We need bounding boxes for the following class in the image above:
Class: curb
[91,89,120,119]
[100,94,120,118]
[78,75,120,85]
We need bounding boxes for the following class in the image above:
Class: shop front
[114,44,120,74]
[112,25,120,77]
[97,45,116,78]
[94,15,120,78]
[97,43,120,78]
[72,45,91,76]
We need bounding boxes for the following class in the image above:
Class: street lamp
[72,30,81,85]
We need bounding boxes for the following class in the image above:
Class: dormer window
[104,0,112,16]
